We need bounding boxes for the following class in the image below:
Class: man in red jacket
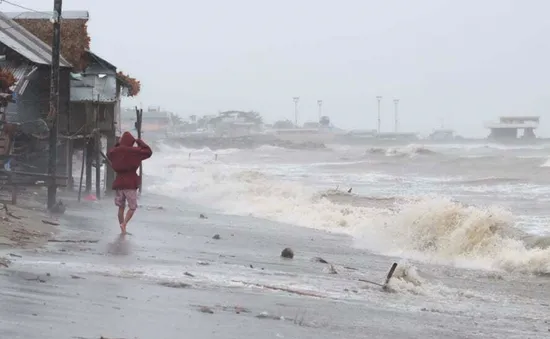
[107,131,153,234]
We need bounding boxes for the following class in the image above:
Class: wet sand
[0,193,59,252]
[1,193,549,338]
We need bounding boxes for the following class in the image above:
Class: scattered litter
[199,306,214,314]
[281,247,294,259]
[0,257,10,267]
[48,239,99,244]
[358,262,398,291]
[158,281,191,289]
[232,280,324,298]
[312,257,328,264]
[41,220,59,226]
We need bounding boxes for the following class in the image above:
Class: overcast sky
[2,0,550,137]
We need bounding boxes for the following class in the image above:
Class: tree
[169,113,183,125]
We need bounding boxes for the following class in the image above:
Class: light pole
[317,99,323,122]
[393,99,399,133]
[376,96,382,134]
[293,96,300,127]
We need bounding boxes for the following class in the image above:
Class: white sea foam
[145,143,550,275]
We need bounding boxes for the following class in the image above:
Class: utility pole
[47,0,62,210]
[317,100,323,122]
[293,96,300,127]
[393,99,399,133]
[376,96,382,134]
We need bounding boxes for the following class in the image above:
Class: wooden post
[8,172,16,205]
[65,138,73,190]
[135,107,143,194]
[85,137,93,193]
[77,141,85,202]
[47,0,63,210]
[95,95,101,200]
[95,131,101,200]
[105,106,116,195]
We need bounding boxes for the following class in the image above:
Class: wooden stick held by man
[107,132,152,234]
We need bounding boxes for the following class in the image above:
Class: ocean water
[3,140,550,338]
[146,141,550,275]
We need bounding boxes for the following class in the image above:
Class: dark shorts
[114,189,138,210]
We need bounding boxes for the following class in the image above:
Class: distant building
[207,111,264,137]
[428,129,456,141]
[484,116,539,140]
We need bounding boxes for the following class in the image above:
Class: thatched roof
[0,68,15,92]
[14,18,89,71]
[14,17,141,96]
[117,71,141,97]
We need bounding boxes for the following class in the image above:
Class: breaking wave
[366,145,437,157]
[147,144,550,275]
[446,177,525,185]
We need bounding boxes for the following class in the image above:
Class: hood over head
[119,132,135,147]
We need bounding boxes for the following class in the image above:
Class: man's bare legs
[120,209,135,234]
[115,189,138,234]
[118,206,125,232]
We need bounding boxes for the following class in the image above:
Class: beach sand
[0,190,59,266]
[0,192,549,338]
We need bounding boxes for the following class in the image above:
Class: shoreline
[0,188,82,267]
[1,189,550,338]
[0,190,58,255]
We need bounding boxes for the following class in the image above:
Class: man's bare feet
[120,223,127,234]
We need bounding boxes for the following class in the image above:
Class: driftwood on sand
[41,220,59,226]
[358,262,398,291]
[48,239,99,244]
[232,280,324,298]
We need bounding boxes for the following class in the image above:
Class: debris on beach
[199,213,208,219]
[49,200,66,215]
[158,281,192,289]
[327,264,338,274]
[358,262,398,292]
[312,256,328,264]
[41,219,60,226]
[2,203,21,219]
[212,234,220,240]
[256,311,283,320]
[198,306,214,314]
[48,239,99,244]
[281,247,294,259]
[191,304,250,315]
[232,280,324,298]
[184,271,195,277]
[0,257,11,267]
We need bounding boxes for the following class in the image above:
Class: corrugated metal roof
[87,50,117,72]
[3,11,89,20]
[0,12,72,68]
[70,74,117,103]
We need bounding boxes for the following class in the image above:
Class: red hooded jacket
[107,132,153,190]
